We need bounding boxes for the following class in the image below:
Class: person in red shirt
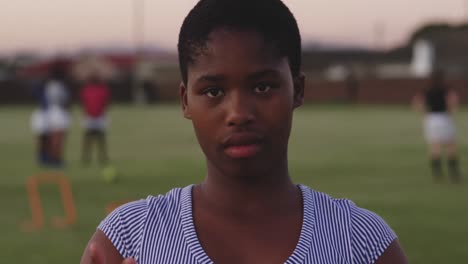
[80,74,111,165]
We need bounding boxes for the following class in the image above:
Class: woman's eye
[204,88,224,98]
[254,84,272,93]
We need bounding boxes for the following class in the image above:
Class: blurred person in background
[142,79,158,104]
[45,61,71,167]
[30,78,50,166]
[412,69,462,183]
[346,71,359,103]
[80,74,111,166]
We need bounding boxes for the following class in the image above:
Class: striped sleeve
[349,201,397,263]
[98,199,148,259]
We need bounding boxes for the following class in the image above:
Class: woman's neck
[195,161,300,216]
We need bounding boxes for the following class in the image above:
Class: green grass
[1,104,468,263]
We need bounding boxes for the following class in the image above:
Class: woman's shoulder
[97,185,191,258]
[101,185,190,223]
[301,185,393,219]
[300,185,397,263]
[300,185,355,213]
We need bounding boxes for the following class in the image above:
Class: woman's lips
[222,132,263,158]
[224,143,262,158]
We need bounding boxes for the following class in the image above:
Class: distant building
[303,25,468,81]
[302,47,412,80]
[423,29,468,78]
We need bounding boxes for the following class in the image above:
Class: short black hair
[178,0,302,84]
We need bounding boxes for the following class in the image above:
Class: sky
[0,0,466,55]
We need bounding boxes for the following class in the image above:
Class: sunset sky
[0,0,466,55]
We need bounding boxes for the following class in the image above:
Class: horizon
[1,0,466,56]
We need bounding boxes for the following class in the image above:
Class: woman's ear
[179,82,191,119]
[293,72,305,109]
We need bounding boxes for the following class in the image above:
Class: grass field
[1,104,467,263]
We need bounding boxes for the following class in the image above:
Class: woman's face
[180,28,304,178]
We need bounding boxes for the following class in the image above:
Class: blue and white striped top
[99,185,396,264]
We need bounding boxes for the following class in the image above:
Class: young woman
[413,70,461,183]
[81,0,407,263]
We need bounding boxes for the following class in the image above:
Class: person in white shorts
[30,106,50,165]
[413,70,461,182]
[44,64,71,167]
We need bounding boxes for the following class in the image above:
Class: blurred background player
[412,69,462,183]
[45,61,71,167]
[30,78,50,166]
[80,74,111,165]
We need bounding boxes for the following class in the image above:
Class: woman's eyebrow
[193,69,280,85]
[195,74,226,84]
[246,69,280,80]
